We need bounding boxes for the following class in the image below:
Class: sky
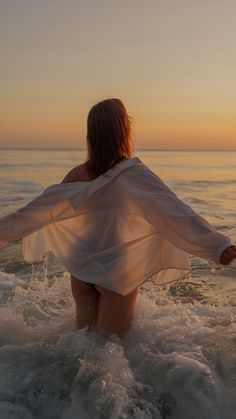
[0,0,236,150]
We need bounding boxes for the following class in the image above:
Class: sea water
[0,148,236,419]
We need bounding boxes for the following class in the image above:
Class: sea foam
[0,270,236,418]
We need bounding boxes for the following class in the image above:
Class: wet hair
[85,98,134,179]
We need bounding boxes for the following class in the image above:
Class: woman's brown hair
[85,98,134,179]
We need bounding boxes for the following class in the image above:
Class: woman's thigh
[93,285,139,336]
[70,275,99,328]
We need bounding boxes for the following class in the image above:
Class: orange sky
[0,1,236,150]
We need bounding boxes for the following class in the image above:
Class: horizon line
[1,147,236,152]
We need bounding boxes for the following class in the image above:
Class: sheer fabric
[0,157,232,295]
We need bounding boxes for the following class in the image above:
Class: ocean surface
[0,148,236,419]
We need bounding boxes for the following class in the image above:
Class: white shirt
[0,156,232,295]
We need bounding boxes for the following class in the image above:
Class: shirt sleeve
[0,185,74,244]
[126,165,233,266]
[0,171,115,245]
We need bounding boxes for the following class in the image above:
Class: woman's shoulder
[61,163,92,183]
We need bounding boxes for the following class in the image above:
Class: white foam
[0,270,236,418]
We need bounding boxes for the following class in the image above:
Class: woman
[62,98,138,336]
[0,98,236,337]
[60,98,236,336]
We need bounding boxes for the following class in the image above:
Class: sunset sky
[0,1,236,150]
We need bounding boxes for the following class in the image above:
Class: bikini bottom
[85,282,95,287]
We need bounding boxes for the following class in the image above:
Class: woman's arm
[0,191,53,243]
[0,185,74,244]
[0,164,91,245]
[125,164,234,266]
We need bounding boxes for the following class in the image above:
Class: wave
[0,181,43,194]
[172,180,236,188]
[0,270,236,418]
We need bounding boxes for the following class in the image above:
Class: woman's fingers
[221,258,232,265]
[226,246,236,258]
[220,245,236,265]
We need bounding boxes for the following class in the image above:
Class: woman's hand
[220,245,236,265]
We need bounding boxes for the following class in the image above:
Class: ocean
[0,148,236,419]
